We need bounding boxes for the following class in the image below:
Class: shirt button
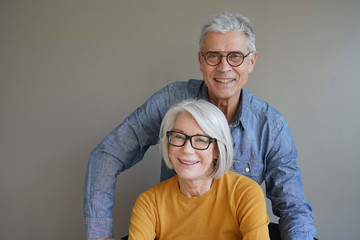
[245,167,250,173]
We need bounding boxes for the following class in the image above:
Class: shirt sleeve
[265,120,316,240]
[237,179,270,240]
[83,84,171,238]
[128,190,157,240]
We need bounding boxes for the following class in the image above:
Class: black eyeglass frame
[166,131,217,150]
[201,51,252,67]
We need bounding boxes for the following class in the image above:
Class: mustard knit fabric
[129,171,269,240]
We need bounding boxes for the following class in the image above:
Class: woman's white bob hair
[159,99,233,179]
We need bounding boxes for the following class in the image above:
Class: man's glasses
[201,51,252,67]
[166,131,216,150]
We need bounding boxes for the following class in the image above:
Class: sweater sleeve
[237,178,270,240]
[128,189,157,240]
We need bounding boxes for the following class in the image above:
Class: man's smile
[214,78,235,83]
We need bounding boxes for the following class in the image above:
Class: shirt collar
[197,81,210,101]
[198,81,250,130]
[234,87,251,130]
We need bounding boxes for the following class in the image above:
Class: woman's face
[168,112,218,182]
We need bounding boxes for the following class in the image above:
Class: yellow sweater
[129,171,269,240]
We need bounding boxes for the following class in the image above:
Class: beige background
[1,0,359,239]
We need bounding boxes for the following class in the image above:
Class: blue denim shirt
[84,79,316,240]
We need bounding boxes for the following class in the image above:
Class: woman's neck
[178,177,214,197]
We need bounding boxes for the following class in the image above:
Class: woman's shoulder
[147,175,178,197]
[136,176,178,206]
[221,171,263,194]
[222,171,256,183]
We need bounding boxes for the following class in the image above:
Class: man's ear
[248,51,257,72]
[198,52,204,72]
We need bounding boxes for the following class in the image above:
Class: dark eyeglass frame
[166,131,216,150]
[201,51,252,67]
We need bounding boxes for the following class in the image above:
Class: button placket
[245,163,250,173]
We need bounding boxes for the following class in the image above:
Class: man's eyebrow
[204,50,245,54]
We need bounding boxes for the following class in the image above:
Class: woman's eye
[174,134,185,140]
[195,137,208,143]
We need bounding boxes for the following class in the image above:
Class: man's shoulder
[160,79,204,102]
[143,79,204,109]
[243,88,285,126]
[166,79,203,90]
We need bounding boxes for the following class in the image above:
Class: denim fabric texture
[84,79,316,239]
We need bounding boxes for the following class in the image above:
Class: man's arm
[83,86,171,239]
[265,120,316,240]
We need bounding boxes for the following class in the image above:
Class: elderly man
[84,12,316,240]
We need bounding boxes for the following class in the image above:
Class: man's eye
[207,54,219,59]
[230,53,242,59]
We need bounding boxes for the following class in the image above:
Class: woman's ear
[213,145,219,159]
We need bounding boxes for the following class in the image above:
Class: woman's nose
[182,139,195,153]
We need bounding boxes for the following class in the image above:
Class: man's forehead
[202,31,248,51]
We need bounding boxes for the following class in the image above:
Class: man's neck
[209,94,240,124]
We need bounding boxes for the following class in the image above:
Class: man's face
[198,32,257,104]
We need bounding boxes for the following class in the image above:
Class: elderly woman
[128,100,269,240]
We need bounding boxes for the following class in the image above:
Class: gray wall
[1,0,359,239]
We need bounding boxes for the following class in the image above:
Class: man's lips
[178,159,199,165]
[214,78,235,83]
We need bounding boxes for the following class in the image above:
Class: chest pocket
[231,158,264,184]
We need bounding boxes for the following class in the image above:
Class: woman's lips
[178,159,199,165]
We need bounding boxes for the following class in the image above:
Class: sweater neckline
[174,175,220,201]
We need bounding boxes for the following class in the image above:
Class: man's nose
[216,57,233,72]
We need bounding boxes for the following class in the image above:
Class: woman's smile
[178,158,200,165]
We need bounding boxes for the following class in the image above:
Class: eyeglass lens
[167,131,212,150]
[203,51,248,67]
